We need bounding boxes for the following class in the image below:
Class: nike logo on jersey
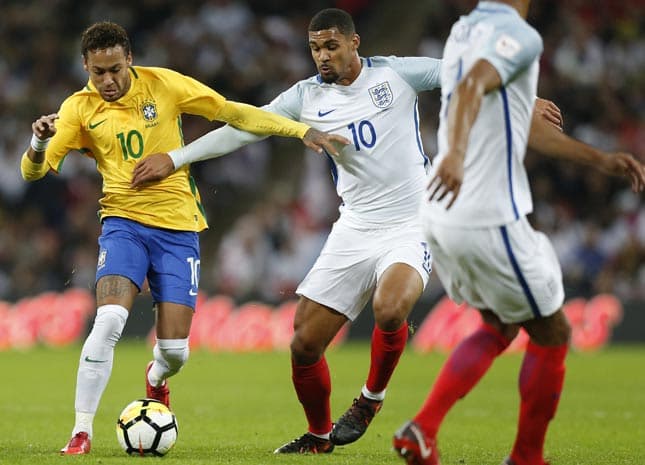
[84,356,108,363]
[88,119,107,129]
[317,109,336,117]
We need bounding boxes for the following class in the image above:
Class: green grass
[1,342,644,464]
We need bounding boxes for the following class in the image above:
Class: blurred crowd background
[0,0,643,308]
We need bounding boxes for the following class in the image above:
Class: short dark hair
[81,21,131,58]
[309,8,355,36]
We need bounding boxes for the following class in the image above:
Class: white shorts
[296,218,432,321]
[423,216,564,324]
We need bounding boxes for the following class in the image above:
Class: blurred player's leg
[393,314,515,464]
[510,312,569,465]
[393,420,440,465]
[414,318,514,437]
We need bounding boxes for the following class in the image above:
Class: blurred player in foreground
[21,21,345,456]
[393,1,645,465]
[131,8,564,455]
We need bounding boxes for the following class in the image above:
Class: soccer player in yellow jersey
[20,21,347,456]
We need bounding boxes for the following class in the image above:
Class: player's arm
[529,111,645,193]
[428,59,502,208]
[216,100,347,155]
[21,113,59,181]
[131,124,264,187]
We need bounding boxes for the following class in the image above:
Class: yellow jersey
[32,66,309,232]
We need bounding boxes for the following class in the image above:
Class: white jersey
[267,56,441,227]
[423,1,542,227]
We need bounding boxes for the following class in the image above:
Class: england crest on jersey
[368,82,393,109]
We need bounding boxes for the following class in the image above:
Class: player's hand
[534,98,563,131]
[302,128,350,157]
[131,153,175,188]
[602,152,645,193]
[427,152,465,209]
[32,113,59,139]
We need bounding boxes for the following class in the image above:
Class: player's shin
[511,341,567,465]
[73,304,128,436]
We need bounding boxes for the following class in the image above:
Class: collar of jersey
[475,1,518,15]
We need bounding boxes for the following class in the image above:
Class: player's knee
[480,309,519,342]
[89,304,129,347]
[290,332,324,366]
[524,310,571,346]
[373,298,409,331]
[156,338,189,373]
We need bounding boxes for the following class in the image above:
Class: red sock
[292,357,332,435]
[414,323,511,437]
[365,322,409,394]
[511,341,567,465]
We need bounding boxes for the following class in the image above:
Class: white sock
[72,304,128,436]
[72,412,94,438]
[361,384,386,402]
[147,338,189,387]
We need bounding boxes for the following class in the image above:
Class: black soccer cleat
[274,432,335,454]
[330,393,383,445]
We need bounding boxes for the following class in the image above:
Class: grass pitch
[0,342,643,464]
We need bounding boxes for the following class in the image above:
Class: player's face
[83,45,133,102]
[308,28,360,84]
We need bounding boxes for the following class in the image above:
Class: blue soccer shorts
[96,217,200,308]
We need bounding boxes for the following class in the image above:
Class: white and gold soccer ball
[116,398,178,456]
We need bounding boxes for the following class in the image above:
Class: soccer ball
[116,398,178,456]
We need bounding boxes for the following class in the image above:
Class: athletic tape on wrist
[30,134,51,152]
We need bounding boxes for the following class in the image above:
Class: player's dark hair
[81,21,131,58]
[309,8,355,36]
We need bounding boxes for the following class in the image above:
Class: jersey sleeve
[368,56,442,92]
[156,68,227,120]
[476,20,543,85]
[262,82,304,119]
[158,68,308,138]
[169,83,305,168]
[44,96,87,173]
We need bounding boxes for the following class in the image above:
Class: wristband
[30,134,51,152]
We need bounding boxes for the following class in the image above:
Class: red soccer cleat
[393,421,440,465]
[60,431,91,455]
[145,361,170,408]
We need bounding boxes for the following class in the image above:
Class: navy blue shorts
[96,217,200,308]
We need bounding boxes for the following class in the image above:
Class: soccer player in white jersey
[133,8,438,453]
[393,2,645,465]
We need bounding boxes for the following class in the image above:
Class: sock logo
[84,356,108,363]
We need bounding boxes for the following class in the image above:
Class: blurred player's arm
[528,110,645,193]
[428,59,502,208]
[21,113,59,180]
